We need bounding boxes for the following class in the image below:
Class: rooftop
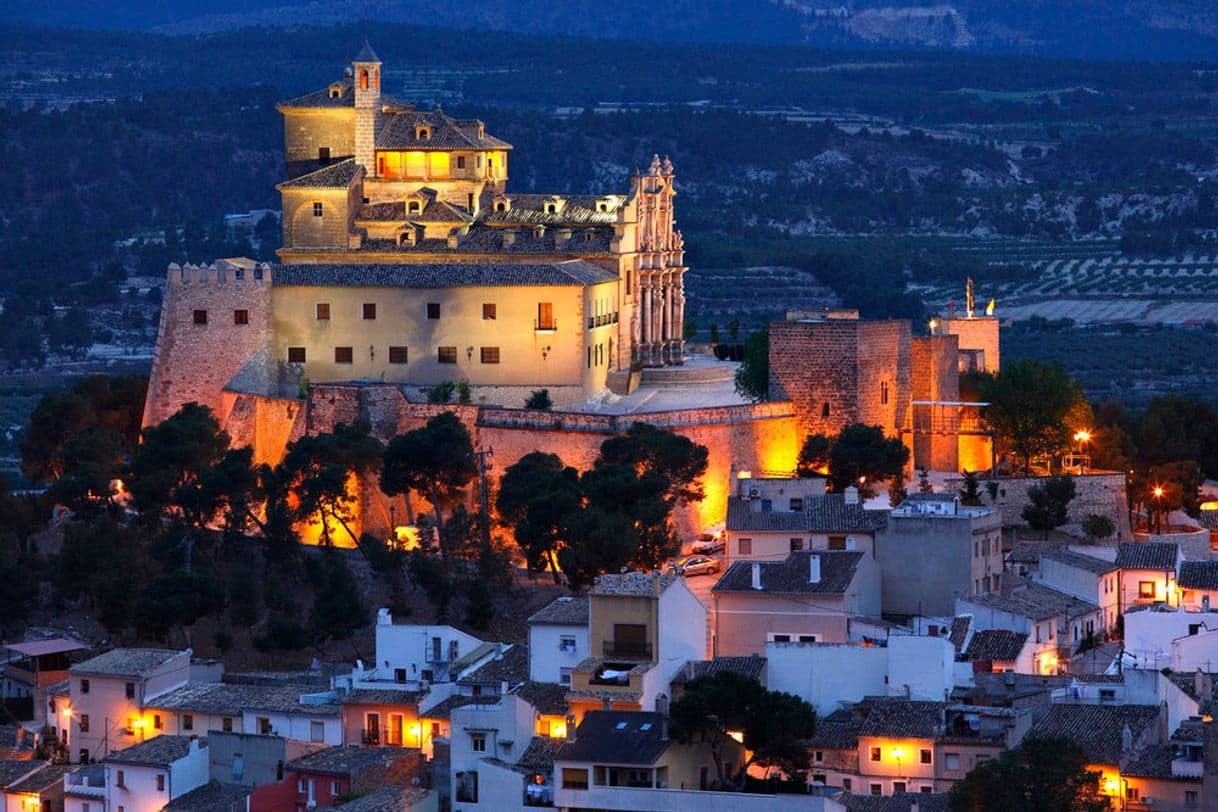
[421,694,490,720]
[1179,561,1218,591]
[272,260,617,288]
[672,655,767,685]
[277,158,362,190]
[342,689,427,707]
[949,615,972,653]
[482,194,624,226]
[1039,548,1119,575]
[1006,540,1064,565]
[517,735,565,772]
[555,711,669,766]
[377,108,511,151]
[7,763,73,795]
[806,718,861,750]
[857,700,946,739]
[528,596,590,626]
[287,746,405,777]
[106,735,197,767]
[511,681,570,716]
[1116,542,1180,571]
[713,551,865,595]
[840,792,952,812]
[592,572,677,597]
[148,681,341,717]
[725,494,888,534]
[1122,744,1180,780]
[70,648,182,678]
[459,644,529,687]
[0,761,36,787]
[331,786,434,812]
[963,630,1029,663]
[163,781,253,811]
[1029,703,1161,765]
[962,582,1099,621]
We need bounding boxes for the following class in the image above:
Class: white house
[450,692,563,811]
[349,611,492,690]
[1123,604,1218,671]
[1034,547,1120,635]
[724,484,888,564]
[1177,561,1218,610]
[65,648,192,763]
[527,596,589,686]
[144,681,344,745]
[1116,542,1181,612]
[103,735,209,812]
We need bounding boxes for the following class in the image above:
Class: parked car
[667,555,721,577]
[691,535,725,554]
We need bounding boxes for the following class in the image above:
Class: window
[457,156,466,169]
[362,303,377,320]
[772,634,791,643]
[408,200,421,214]
[456,771,479,803]
[945,752,960,770]
[297,779,306,793]
[537,302,555,330]
[156,774,165,792]
[828,535,847,550]
[153,714,162,730]
[813,750,824,763]
[1126,787,1139,801]
[232,753,245,782]
[894,782,907,794]
[318,146,330,162]
[870,746,882,762]
[125,682,135,699]
[562,768,589,790]
[920,786,934,793]
[870,784,882,796]
[1186,790,1198,807]
[480,346,500,364]
[316,303,330,320]
[313,202,323,217]
[559,668,572,686]
[920,749,932,764]
[287,347,306,363]
[427,302,441,319]
[222,717,233,733]
[438,346,457,364]
[310,721,324,742]
[258,717,272,735]
[482,303,496,320]
[183,714,193,731]
[881,380,889,405]
[842,778,852,791]
[116,770,125,787]
[234,309,249,325]
[789,498,804,511]
[790,538,804,552]
[822,402,830,418]
[799,635,817,642]
[334,346,353,364]
[394,668,406,683]
[738,537,752,556]
[193,309,208,325]
[560,636,577,653]
[471,733,487,752]
[1139,581,1156,598]
[125,717,135,734]
[388,346,408,364]
[80,678,90,694]
[331,781,341,796]
[79,714,89,732]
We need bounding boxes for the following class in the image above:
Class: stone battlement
[167,259,273,286]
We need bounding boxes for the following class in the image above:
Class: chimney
[660,717,669,740]
[1121,723,1133,753]
[1204,594,1211,612]
[751,562,763,591]
[809,554,821,584]
[843,486,860,505]
[1196,669,1213,701]
[565,714,577,742]
[652,572,663,597]
[502,228,516,247]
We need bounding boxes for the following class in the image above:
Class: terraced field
[683,265,840,339]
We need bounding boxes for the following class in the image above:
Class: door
[538,302,554,330]
[365,713,380,744]
[390,714,403,745]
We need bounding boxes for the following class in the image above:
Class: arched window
[822,402,830,419]
[546,204,556,214]
[408,200,421,214]
[359,69,369,90]
[495,202,506,213]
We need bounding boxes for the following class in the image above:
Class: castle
[141,45,1000,545]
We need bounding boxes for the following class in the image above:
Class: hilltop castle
[141,46,1002,544]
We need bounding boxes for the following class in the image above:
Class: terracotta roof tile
[273,260,616,288]
[1029,704,1161,765]
[963,630,1028,663]
[1116,542,1180,571]
[528,597,589,626]
[713,551,864,595]
[726,495,888,534]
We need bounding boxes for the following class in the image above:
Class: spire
[355,40,380,64]
[649,154,662,175]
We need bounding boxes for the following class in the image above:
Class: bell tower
[353,41,382,176]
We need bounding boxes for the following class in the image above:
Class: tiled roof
[355,199,468,223]
[278,158,362,190]
[0,760,36,787]
[342,689,427,707]
[1029,704,1161,765]
[841,793,951,812]
[1179,561,1218,590]
[332,786,434,812]
[356,41,380,62]
[148,682,341,717]
[1165,672,1216,702]
[1122,744,1179,779]
[725,495,888,534]
[1040,548,1119,574]
[45,679,68,697]
[963,630,1029,663]
[556,711,668,766]
[903,492,958,503]
[106,735,195,767]
[7,763,72,794]
[565,688,643,704]
[1006,540,1063,565]
[459,644,529,687]
[949,615,972,652]
[673,655,767,685]
[511,681,569,716]
[287,746,405,777]
[517,736,564,772]
[713,551,865,595]
[71,648,182,678]
[858,700,946,739]
[592,572,676,597]
[528,596,589,626]
[163,780,253,811]
[378,109,511,151]
[962,582,1099,621]
[482,194,623,226]
[1196,510,1218,530]
[273,260,617,288]
[806,719,860,750]
[1117,542,1180,571]
[277,79,356,110]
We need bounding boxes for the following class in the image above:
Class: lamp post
[1152,486,1164,534]
[1074,429,1091,473]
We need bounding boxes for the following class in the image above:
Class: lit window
[1139,581,1156,598]
[482,303,496,320]
[313,202,323,217]
[870,747,882,762]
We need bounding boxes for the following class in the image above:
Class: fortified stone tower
[352,41,382,176]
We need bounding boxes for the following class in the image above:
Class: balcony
[524,782,554,807]
[534,318,558,332]
[602,640,652,659]
[587,313,620,329]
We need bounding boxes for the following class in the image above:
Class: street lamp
[1152,486,1164,534]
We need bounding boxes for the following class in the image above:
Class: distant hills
[3,0,1218,61]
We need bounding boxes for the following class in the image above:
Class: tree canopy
[380,412,477,542]
[1022,474,1076,538]
[981,360,1086,474]
[734,327,769,402]
[949,736,1108,812]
